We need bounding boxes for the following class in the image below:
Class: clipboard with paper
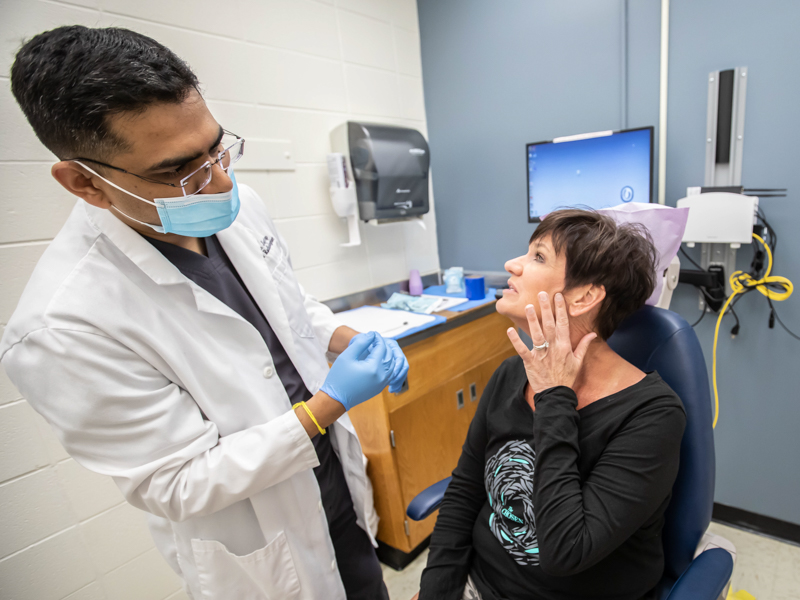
[334,306,446,340]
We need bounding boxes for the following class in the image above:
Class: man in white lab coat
[0,26,409,600]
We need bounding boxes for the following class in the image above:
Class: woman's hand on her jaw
[507,291,597,395]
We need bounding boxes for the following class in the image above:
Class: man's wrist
[294,391,347,438]
[328,325,359,354]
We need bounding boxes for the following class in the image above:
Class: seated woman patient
[416,210,686,600]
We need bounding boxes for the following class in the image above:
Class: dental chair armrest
[665,548,734,600]
[406,477,452,521]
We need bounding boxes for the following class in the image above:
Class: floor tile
[381,549,427,600]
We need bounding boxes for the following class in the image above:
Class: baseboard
[376,536,431,571]
[712,502,800,545]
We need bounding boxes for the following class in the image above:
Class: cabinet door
[388,374,474,547]
[388,349,518,548]
[463,349,518,420]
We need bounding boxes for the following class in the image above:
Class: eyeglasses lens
[182,166,212,196]
[181,135,244,196]
[220,138,244,170]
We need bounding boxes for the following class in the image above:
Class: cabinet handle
[456,389,465,409]
[470,382,478,402]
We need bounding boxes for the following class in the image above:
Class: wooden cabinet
[348,308,516,559]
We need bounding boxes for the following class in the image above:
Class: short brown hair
[531,209,658,340]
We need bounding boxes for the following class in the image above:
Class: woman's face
[496,235,567,332]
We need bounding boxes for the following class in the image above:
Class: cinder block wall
[0,1,436,598]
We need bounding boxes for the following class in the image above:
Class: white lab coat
[0,185,379,600]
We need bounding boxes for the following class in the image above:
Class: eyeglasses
[68,130,245,197]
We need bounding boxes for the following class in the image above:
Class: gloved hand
[321,332,397,411]
[386,338,410,393]
[348,333,409,394]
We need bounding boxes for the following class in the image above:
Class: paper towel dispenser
[330,122,430,222]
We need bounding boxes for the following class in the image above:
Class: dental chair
[407,306,734,599]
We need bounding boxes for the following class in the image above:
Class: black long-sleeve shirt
[419,356,686,600]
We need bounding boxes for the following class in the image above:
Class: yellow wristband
[293,401,326,435]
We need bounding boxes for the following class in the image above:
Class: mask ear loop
[74,161,166,233]
[108,205,166,233]
[74,161,157,205]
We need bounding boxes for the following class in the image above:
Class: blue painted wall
[664,0,800,525]
[418,0,627,271]
[419,0,800,524]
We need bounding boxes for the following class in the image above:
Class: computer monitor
[526,126,654,222]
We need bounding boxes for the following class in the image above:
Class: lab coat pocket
[262,240,288,283]
[192,531,301,600]
[279,281,316,339]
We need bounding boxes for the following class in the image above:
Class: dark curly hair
[531,209,658,340]
[10,26,199,160]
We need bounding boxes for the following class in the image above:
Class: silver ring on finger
[532,341,549,351]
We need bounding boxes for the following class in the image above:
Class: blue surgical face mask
[76,162,241,237]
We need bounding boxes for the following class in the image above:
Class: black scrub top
[144,234,352,525]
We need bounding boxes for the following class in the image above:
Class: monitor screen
[526,127,653,222]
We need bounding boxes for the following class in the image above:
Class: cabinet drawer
[387,311,513,412]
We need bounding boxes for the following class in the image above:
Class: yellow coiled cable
[712,233,793,428]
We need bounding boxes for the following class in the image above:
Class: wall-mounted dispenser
[327,152,361,247]
[330,122,430,227]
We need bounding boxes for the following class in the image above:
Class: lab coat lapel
[215,222,301,366]
[83,203,249,322]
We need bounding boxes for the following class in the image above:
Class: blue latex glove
[322,332,397,411]
[386,339,410,393]
[348,333,409,394]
